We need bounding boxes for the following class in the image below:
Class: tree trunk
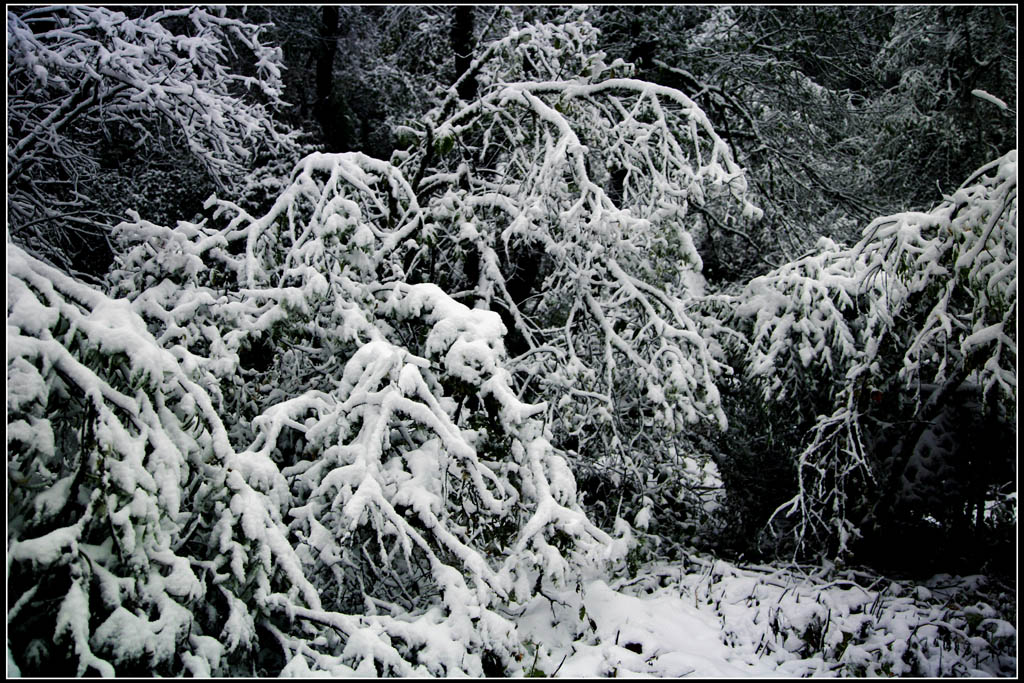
[451,6,477,101]
[314,6,343,151]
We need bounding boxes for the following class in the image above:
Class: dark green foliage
[709,381,804,560]
[591,6,1017,274]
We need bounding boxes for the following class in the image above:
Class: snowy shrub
[726,150,1017,560]
[7,244,299,676]
[12,149,635,677]
[391,12,761,548]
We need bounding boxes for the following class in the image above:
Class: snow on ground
[511,554,1017,678]
[517,577,777,677]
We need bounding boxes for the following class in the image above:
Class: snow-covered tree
[726,150,1017,560]
[589,6,1017,285]
[253,6,509,159]
[8,11,772,673]
[7,5,297,275]
[390,12,761,546]
[588,6,894,277]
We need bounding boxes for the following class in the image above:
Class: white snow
[971,89,1009,111]
[531,578,778,677]
[512,558,1016,678]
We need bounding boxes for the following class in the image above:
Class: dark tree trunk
[314,6,345,151]
[451,6,477,101]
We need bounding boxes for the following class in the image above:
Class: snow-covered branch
[7,5,297,270]
[393,16,760,536]
[68,147,630,674]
